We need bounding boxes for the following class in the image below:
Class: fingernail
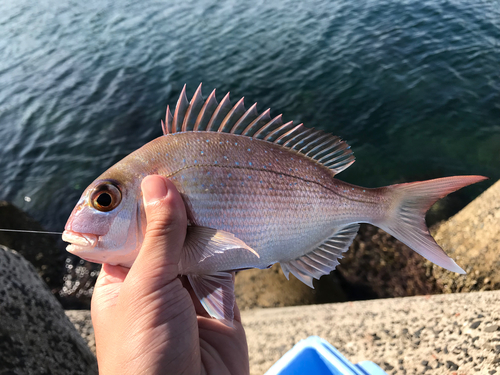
[142,175,168,204]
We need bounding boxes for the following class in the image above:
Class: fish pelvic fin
[187,272,235,327]
[377,175,488,274]
[180,226,259,325]
[181,226,259,268]
[280,224,359,288]
[162,84,355,175]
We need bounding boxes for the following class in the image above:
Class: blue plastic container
[264,336,387,375]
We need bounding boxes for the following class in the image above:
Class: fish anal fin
[187,272,235,327]
[280,224,359,288]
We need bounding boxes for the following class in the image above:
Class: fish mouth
[62,230,99,252]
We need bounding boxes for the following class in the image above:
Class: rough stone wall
[0,201,64,291]
[432,179,500,293]
[0,245,98,375]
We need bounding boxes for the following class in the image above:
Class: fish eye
[91,182,122,212]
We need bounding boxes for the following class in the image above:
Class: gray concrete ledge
[242,291,500,375]
[66,291,500,375]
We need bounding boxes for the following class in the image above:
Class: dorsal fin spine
[164,85,355,175]
[311,138,343,158]
[315,144,346,162]
[274,123,305,145]
[241,108,271,137]
[172,84,188,133]
[164,105,173,135]
[253,114,283,139]
[182,84,203,132]
[230,102,258,134]
[316,143,348,164]
[206,92,231,132]
[298,132,330,154]
[218,97,245,133]
[325,156,353,169]
[193,89,217,131]
[305,137,338,157]
[292,129,319,150]
[284,128,315,149]
[264,121,294,142]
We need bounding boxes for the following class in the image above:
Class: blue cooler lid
[264,336,387,375]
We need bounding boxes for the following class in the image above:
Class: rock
[432,179,500,292]
[235,263,347,310]
[470,320,482,329]
[0,201,64,291]
[484,324,499,333]
[335,223,441,300]
[446,360,459,370]
[65,310,96,355]
[0,245,97,374]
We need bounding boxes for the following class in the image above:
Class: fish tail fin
[377,175,487,274]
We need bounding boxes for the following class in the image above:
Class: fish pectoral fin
[184,226,259,264]
[280,224,360,288]
[187,272,235,326]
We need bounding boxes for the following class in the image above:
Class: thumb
[128,175,187,283]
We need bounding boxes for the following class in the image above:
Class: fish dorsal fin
[280,224,359,288]
[163,84,355,174]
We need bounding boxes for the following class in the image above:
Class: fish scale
[63,84,487,325]
[169,162,336,272]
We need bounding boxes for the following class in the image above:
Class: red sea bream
[62,84,486,325]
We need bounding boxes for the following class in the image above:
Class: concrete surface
[243,291,500,375]
[432,179,500,293]
[66,290,500,375]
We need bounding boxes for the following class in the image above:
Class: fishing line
[0,229,62,235]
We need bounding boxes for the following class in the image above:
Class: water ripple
[0,0,498,230]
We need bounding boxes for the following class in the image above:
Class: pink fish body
[63,84,486,325]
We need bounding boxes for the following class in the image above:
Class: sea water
[0,0,498,231]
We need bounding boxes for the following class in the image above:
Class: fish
[62,84,487,325]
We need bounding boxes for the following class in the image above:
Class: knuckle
[145,201,184,238]
[145,225,176,239]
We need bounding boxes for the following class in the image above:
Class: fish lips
[62,230,99,251]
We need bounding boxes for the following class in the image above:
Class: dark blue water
[1,0,499,231]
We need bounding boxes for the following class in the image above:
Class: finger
[128,175,187,285]
[92,264,129,311]
[91,264,130,355]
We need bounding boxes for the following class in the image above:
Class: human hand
[91,175,249,375]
